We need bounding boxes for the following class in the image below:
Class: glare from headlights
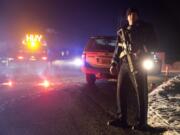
[142,59,154,71]
[73,58,83,66]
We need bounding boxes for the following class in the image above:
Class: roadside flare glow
[8,81,13,87]
[39,80,50,88]
[2,81,13,87]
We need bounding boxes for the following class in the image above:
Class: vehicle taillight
[82,53,86,60]
[30,56,36,61]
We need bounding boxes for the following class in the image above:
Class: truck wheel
[86,74,96,85]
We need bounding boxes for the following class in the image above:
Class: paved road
[0,64,173,135]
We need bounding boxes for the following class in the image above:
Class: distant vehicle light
[30,56,36,61]
[61,51,65,56]
[18,56,24,60]
[42,57,47,60]
[8,58,14,61]
[142,58,154,71]
[73,58,83,66]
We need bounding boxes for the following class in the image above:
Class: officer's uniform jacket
[111,20,157,66]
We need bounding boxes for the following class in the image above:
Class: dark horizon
[0,0,180,63]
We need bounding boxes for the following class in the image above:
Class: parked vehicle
[81,36,163,84]
[81,36,116,84]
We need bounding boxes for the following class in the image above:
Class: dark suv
[81,36,116,84]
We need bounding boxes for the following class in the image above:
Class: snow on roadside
[148,75,180,135]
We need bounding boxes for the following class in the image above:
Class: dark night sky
[0,0,180,62]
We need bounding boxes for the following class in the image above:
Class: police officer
[107,8,157,130]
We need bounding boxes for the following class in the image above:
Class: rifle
[119,28,140,117]
[119,28,138,88]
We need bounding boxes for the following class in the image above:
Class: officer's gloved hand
[110,65,118,75]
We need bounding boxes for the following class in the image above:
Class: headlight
[142,59,154,71]
[73,58,83,66]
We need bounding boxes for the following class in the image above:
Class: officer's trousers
[116,62,148,125]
